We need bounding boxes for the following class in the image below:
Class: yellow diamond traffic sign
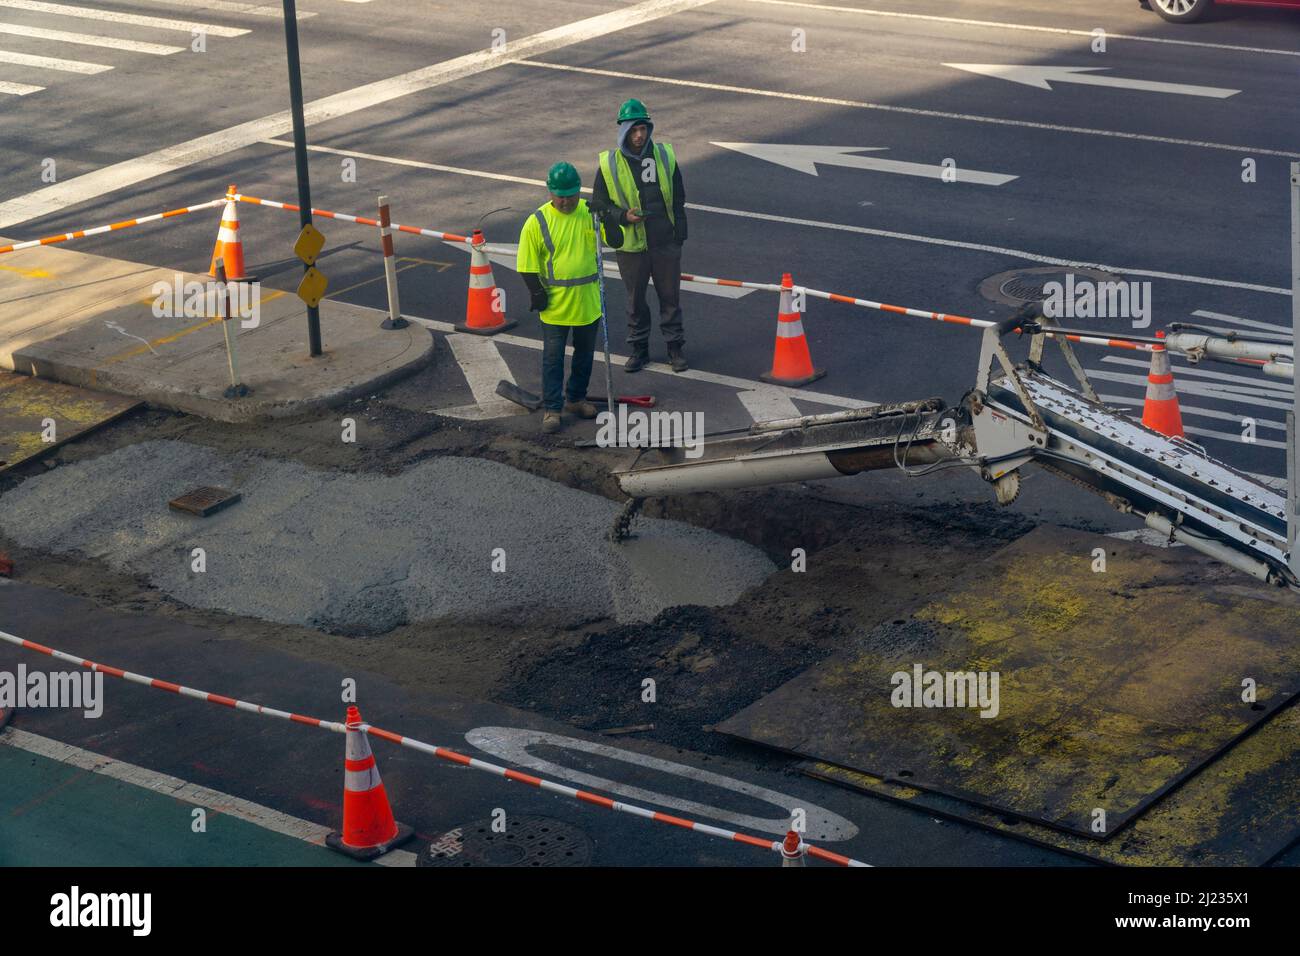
[296,266,328,308]
[293,223,325,265]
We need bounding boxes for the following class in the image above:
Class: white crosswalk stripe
[0,47,110,71]
[0,1,272,97]
[123,0,314,18]
[1192,309,1292,338]
[0,0,248,36]
[0,77,41,93]
[737,388,801,422]
[439,334,531,420]
[1100,355,1293,393]
[1184,426,1285,450]
[1090,369,1292,410]
[1100,394,1287,432]
[0,21,183,53]
[1089,309,1293,463]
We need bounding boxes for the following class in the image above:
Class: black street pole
[282,0,322,357]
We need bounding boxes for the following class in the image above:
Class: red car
[1147,0,1300,22]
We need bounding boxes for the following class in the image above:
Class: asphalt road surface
[3,0,1300,871]
[1,0,1295,477]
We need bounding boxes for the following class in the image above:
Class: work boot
[541,411,562,434]
[625,346,649,373]
[667,343,688,373]
[564,399,598,419]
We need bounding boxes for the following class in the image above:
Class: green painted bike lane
[0,744,368,867]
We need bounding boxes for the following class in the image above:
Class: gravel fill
[0,440,775,633]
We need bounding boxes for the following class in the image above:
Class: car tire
[1150,0,1212,22]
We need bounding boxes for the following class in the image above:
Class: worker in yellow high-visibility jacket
[518,161,626,434]
[593,98,688,373]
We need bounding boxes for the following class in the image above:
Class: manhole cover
[417,814,593,867]
[168,486,241,517]
[978,267,1120,308]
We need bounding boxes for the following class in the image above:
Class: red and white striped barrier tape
[0,198,228,256]
[0,186,1151,361]
[680,272,783,292]
[232,192,476,246]
[0,628,867,867]
[682,269,1153,353]
[799,285,1156,353]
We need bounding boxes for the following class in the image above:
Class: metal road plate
[717,526,1300,838]
[0,373,140,473]
[296,266,327,308]
[168,486,242,517]
[293,223,325,265]
[799,696,1300,866]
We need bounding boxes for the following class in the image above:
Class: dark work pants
[541,320,599,411]
[616,244,683,350]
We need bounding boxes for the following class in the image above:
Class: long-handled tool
[590,394,656,408]
[494,381,655,411]
[592,206,617,412]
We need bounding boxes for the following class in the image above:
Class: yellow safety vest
[598,143,676,254]
[516,199,601,327]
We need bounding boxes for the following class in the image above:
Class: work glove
[588,200,624,234]
[602,210,627,235]
[529,288,549,313]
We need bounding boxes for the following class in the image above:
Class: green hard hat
[617,98,650,124]
[546,161,582,197]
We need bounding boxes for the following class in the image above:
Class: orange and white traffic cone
[208,185,254,282]
[1141,330,1184,438]
[760,273,825,387]
[325,706,414,860]
[456,229,515,335]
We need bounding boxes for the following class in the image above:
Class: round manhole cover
[417,814,594,867]
[979,266,1120,308]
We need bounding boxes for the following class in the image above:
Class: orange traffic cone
[325,706,413,860]
[1141,330,1184,438]
[456,229,516,334]
[761,273,825,387]
[208,185,254,282]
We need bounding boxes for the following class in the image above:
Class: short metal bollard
[215,258,250,399]
[377,195,407,330]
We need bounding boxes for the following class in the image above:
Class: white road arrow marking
[444,241,757,299]
[712,142,1018,186]
[945,63,1239,99]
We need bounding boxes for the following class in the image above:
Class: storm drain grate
[1001,272,1073,302]
[978,266,1121,308]
[418,814,593,867]
[168,486,242,517]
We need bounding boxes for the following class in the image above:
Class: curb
[11,327,437,425]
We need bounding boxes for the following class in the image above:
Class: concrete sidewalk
[0,240,433,423]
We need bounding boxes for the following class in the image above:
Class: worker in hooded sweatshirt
[592,98,689,373]
[518,160,626,434]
